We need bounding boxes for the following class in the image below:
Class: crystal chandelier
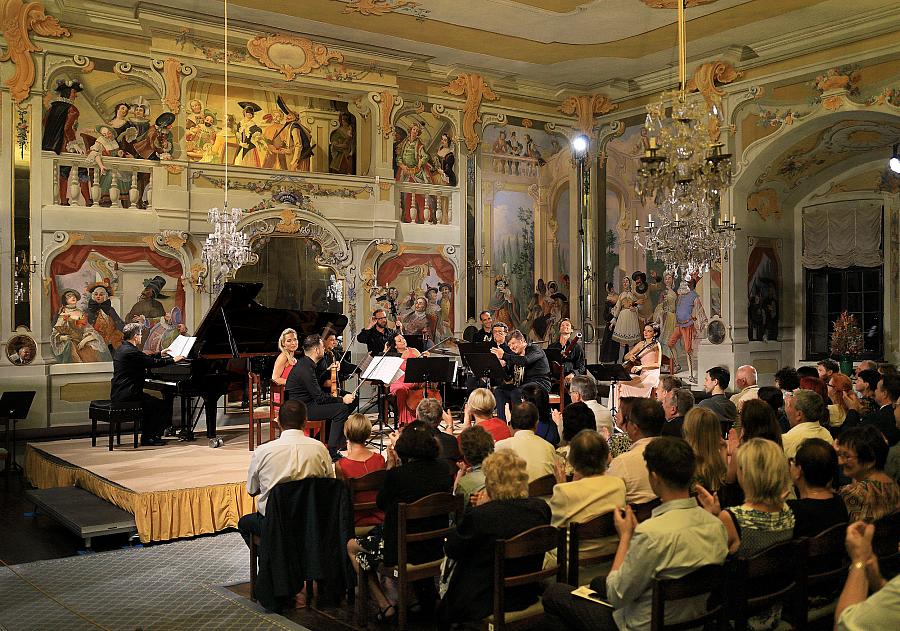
[200,0,250,292]
[632,0,738,275]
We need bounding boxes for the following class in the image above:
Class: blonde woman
[462,387,511,442]
[336,414,386,528]
[271,328,298,405]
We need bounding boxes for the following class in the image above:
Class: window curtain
[801,200,883,269]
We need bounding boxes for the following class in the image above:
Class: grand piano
[146,282,348,444]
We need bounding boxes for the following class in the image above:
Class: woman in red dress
[336,413,386,528]
[271,328,298,405]
[388,333,424,426]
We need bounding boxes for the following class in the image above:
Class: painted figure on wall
[329,111,356,175]
[275,95,315,172]
[490,276,520,330]
[435,282,454,340]
[491,130,508,173]
[134,112,175,161]
[86,125,128,205]
[653,271,678,362]
[395,122,433,223]
[186,109,220,163]
[235,101,265,167]
[435,132,456,186]
[50,288,112,364]
[402,297,436,339]
[748,242,781,342]
[43,79,89,206]
[143,307,186,354]
[668,279,708,382]
[85,280,125,352]
[125,275,168,327]
[611,276,641,348]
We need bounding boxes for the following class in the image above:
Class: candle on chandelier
[635,219,640,229]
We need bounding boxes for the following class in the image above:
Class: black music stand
[404,356,455,400]
[587,363,632,416]
[459,351,505,387]
[404,334,427,352]
[1,391,35,474]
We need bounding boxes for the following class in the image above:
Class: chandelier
[632,0,738,276]
[200,0,250,292]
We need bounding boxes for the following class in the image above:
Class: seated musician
[614,323,662,408]
[317,328,351,393]
[387,332,436,426]
[356,308,397,356]
[271,328,298,405]
[470,310,494,344]
[490,329,551,421]
[285,333,356,461]
[465,320,509,393]
[111,322,184,446]
[547,318,586,385]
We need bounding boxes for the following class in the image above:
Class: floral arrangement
[830,311,864,357]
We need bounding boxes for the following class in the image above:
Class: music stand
[459,351,506,387]
[404,333,426,352]
[0,391,35,474]
[586,363,633,416]
[404,356,455,400]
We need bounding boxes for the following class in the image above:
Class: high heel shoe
[376,603,396,623]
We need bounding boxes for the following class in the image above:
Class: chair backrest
[347,468,387,512]
[728,539,803,626]
[567,511,616,585]
[650,564,726,631]
[794,522,849,625]
[528,473,556,498]
[631,497,662,523]
[493,525,566,626]
[873,511,900,580]
[396,492,463,566]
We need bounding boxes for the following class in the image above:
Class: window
[805,266,882,360]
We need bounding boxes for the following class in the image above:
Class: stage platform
[24,427,255,544]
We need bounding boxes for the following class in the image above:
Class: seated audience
[841,369,881,431]
[887,439,900,487]
[607,397,636,459]
[542,437,729,631]
[730,364,760,412]
[837,425,900,523]
[437,450,551,629]
[546,430,625,568]
[800,375,829,402]
[415,398,462,474]
[238,400,335,545]
[608,398,664,504]
[654,375,683,409]
[782,389,833,460]
[684,407,741,508]
[787,437,848,538]
[454,425,494,502]
[774,366,800,395]
[827,373,853,432]
[522,382,561,447]
[569,375,613,433]
[859,374,900,445]
[758,385,789,433]
[817,359,839,384]
[461,388,511,442]
[347,421,453,622]
[726,398,784,486]
[697,437,795,630]
[553,402,599,478]
[855,359,878,376]
[660,387,694,437]
[797,365,820,380]
[335,413,386,528]
[834,521,900,630]
[697,366,737,425]
[496,402,557,481]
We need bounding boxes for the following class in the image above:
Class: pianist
[111,322,185,446]
[356,308,396,356]
[286,333,356,460]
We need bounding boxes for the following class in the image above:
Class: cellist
[387,332,439,426]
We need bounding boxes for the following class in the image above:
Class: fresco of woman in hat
[125,275,168,326]
[329,111,355,175]
[235,101,266,167]
[86,125,128,205]
[51,288,111,363]
[86,280,125,351]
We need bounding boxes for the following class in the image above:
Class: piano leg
[203,393,218,439]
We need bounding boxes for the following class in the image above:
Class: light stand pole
[572,135,592,338]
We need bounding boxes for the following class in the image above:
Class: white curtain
[801,200,883,269]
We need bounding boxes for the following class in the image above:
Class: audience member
[569,375,613,433]
[837,425,900,523]
[542,437,729,631]
[437,450,551,629]
[758,385,789,433]
[335,413,386,528]
[797,365,820,380]
[697,366,737,425]
[827,373,853,432]
[553,402,600,478]
[697,437,794,629]
[800,375,829,402]
[495,402,557,481]
[522,383,561,446]
[725,398,783,487]
[454,425,494,502]
[660,387,694,437]
[817,359,839,383]
[787,437,848,538]
[416,398,462,473]
[782,389,833,460]
[684,407,741,507]
[887,439,900,487]
[462,388,511,442]
[655,374,683,409]
[774,366,800,394]
[842,369,881,429]
[730,365,760,412]
[879,363,898,377]
[834,521,900,630]
[239,400,335,545]
[546,430,625,568]
[348,421,453,622]
[866,375,900,445]
[607,397,636,459]
[608,398,664,504]
[854,359,878,376]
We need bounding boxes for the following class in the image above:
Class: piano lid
[191,281,348,357]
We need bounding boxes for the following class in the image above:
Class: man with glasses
[356,308,397,356]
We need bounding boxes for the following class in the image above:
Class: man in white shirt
[730,364,760,412]
[495,401,556,481]
[782,389,833,460]
[570,375,613,433]
[607,398,664,504]
[237,399,334,545]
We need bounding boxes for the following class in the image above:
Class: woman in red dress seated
[336,413,386,528]
[462,387,511,443]
[388,333,428,426]
[270,328,298,405]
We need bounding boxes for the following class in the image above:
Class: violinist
[387,332,439,426]
[547,318,586,385]
[317,328,347,395]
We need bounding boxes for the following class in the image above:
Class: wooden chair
[567,511,617,586]
[873,511,900,580]
[269,383,284,439]
[527,474,556,498]
[356,492,463,630]
[484,524,566,630]
[304,419,327,445]
[794,523,849,628]
[650,564,726,631]
[248,372,272,451]
[630,498,662,523]
[347,468,387,537]
[726,539,804,631]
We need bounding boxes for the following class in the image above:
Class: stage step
[25,487,138,549]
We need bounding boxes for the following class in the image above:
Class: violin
[329,350,339,397]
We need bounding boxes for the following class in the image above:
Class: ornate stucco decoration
[246,34,343,81]
[41,230,83,293]
[0,0,71,104]
[443,73,499,152]
[337,0,421,15]
[143,230,194,291]
[193,172,372,202]
[372,90,401,138]
[558,94,617,137]
[237,208,352,271]
[686,61,742,109]
[152,58,195,115]
[747,188,780,221]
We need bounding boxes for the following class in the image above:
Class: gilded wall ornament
[153,57,194,115]
[246,34,343,81]
[176,29,247,63]
[640,1,717,7]
[0,0,71,103]
[558,93,617,136]
[443,73,499,152]
[373,90,400,138]
[685,61,742,108]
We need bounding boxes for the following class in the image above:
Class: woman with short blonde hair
[736,438,792,506]
[462,387,511,442]
[482,449,529,500]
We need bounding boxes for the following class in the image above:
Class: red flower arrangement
[830,311,864,357]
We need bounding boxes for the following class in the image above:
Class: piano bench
[89,400,142,451]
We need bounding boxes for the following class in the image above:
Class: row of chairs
[247,374,326,450]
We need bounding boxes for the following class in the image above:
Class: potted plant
[830,311,864,375]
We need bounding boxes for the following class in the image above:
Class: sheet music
[360,355,404,384]
[164,335,197,357]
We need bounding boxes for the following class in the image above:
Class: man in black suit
[356,308,397,356]
[469,310,494,344]
[111,323,184,446]
[286,334,356,459]
[491,329,551,421]
[868,375,900,446]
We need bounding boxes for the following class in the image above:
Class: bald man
[730,364,760,414]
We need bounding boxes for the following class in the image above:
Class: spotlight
[571,134,589,159]
[890,144,900,175]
